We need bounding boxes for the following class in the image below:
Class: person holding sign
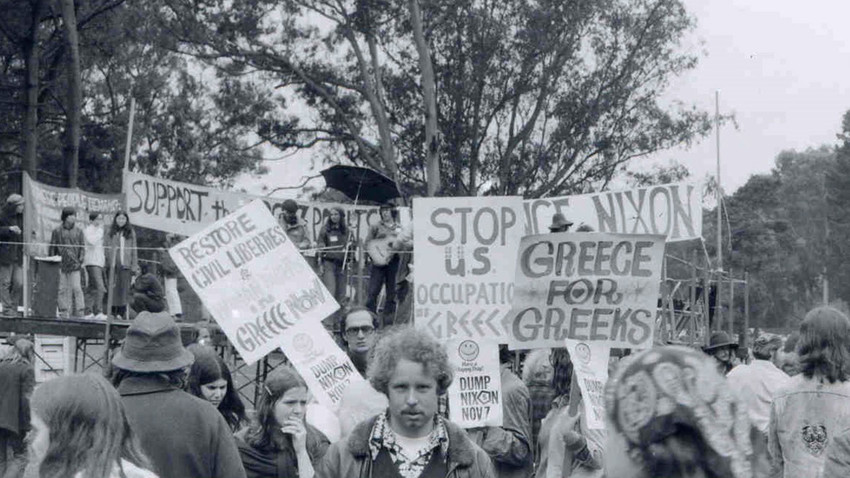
[365,204,402,322]
[317,327,494,478]
[237,366,330,478]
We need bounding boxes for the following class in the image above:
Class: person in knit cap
[0,194,24,316]
[111,311,246,478]
[49,206,85,318]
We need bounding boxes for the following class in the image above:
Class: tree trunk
[409,0,440,196]
[22,0,46,180]
[60,0,82,188]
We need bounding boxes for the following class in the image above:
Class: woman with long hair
[186,345,247,433]
[317,207,350,311]
[604,346,756,478]
[236,366,329,478]
[27,373,156,478]
[105,211,138,318]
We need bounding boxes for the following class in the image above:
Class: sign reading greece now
[446,338,503,428]
[507,232,665,350]
[414,197,525,341]
[523,182,702,242]
[170,200,339,365]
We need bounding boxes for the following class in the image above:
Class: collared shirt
[727,359,791,433]
[368,412,449,478]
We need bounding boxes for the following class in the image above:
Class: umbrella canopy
[320,165,401,204]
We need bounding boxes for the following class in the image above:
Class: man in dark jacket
[0,194,24,316]
[49,206,85,317]
[317,327,494,478]
[111,311,246,478]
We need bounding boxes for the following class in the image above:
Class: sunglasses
[345,326,375,337]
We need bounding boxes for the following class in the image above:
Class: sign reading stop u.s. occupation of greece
[170,200,339,365]
[507,232,665,350]
[446,338,503,428]
[414,197,526,342]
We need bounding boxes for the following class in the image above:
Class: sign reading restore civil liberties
[565,338,611,430]
[279,319,365,411]
[414,197,525,342]
[169,200,339,365]
[446,338,503,428]
[507,232,665,350]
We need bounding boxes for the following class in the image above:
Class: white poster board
[170,200,339,365]
[446,338,503,428]
[565,338,611,430]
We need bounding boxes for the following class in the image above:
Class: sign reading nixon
[507,232,665,350]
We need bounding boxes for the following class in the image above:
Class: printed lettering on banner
[23,173,124,256]
[507,232,665,350]
[279,320,365,411]
[169,200,339,365]
[564,338,610,430]
[523,182,702,242]
[446,338,503,428]
[413,197,525,342]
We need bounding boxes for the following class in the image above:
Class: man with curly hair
[317,327,495,478]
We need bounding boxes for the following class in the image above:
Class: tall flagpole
[715,90,722,273]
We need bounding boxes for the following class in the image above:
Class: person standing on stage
[365,204,401,321]
[83,212,107,319]
[159,234,184,319]
[106,211,138,318]
[0,194,24,316]
[281,200,315,268]
[49,206,85,318]
[317,207,351,313]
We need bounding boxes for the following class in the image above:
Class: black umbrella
[320,165,401,204]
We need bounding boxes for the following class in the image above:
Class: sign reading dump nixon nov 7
[169,200,339,365]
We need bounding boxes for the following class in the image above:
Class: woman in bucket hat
[111,311,246,478]
[703,331,739,375]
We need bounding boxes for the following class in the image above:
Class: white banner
[414,197,525,342]
[446,338,503,428]
[169,200,339,365]
[565,338,611,430]
[279,320,365,411]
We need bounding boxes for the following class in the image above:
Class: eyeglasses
[345,326,375,337]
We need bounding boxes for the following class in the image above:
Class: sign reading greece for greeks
[170,200,339,365]
[523,182,702,242]
[279,320,365,411]
[414,197,525,342]
[507,232,665,350]
[446,338,503,428]
[565,337,610,430]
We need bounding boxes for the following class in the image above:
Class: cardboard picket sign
[507,232,665,350]
[169,200,339,365]
[446,337,503,428]
[414,197,525,342]
[565,338,611,430]
[279,320,365,411]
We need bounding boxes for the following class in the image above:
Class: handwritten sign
[507,232,665,350]
[565,338,610,430]
[523,183,702,242]
[414,197,525,342]
[170,200,339,364]
[279,320,365,410]
[446,338,503,428]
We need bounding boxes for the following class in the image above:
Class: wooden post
[744,271,750,351]
[728,270,735,339]
[660,255,667,343]
[690,252,698,346]
[702,255,711,348]
[103,245,117,365]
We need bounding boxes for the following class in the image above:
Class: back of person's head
[29,374,151,478]
[797,306,850,383]
[550,347,573,398]
[3,338,34,365]
[186,345,246,431]
[248,366,307,451]
[752,333,783,361]
[367,326,454,395]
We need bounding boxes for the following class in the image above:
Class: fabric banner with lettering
[414,197,525,342]
[446,338,503,428]
[507,232,665,350]
[23,173,124,256]
[564,338,611,430]
[523,182,702,242]
[169,200,339,365]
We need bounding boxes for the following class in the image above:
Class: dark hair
[784,332,800,353]
[109,211,134,239]
[550,347,573,398]
[797,306,850,383]
[30,374,153,478]
[338,305,380,338]
[89,211,100,221]
[61,207,76,222]
[637,424,737,478]
[323,208,348,235]
[186,345,247,432]
[379,205,399,222]
[368,326,454,395]
[498,344,513,365]
[246,366,308,452]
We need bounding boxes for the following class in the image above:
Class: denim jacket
[768,374,850,478]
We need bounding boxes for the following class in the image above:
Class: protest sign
[124,170,409,243]
[23,173,124,256]
[523,182,702,242]
[169,200,339,364]
[279,319,365,411]
[414,197,525,342]
[507,232,665,350]
[446,338,503,428]
[565,338,611,429]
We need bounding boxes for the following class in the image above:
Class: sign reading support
[565,338,611,430]
[414,197,525,342]
[446,338,503,428]
[169,200,339,365]
[507,232,665,350]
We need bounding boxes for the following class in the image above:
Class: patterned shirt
[369,412,449,478]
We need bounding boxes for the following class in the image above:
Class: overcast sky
[237,0,850,197]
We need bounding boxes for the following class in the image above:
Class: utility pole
[715,90,723,330]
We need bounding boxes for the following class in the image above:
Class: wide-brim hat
[703,331,739,352]
[112,311,194,373]
[549,213,574,231]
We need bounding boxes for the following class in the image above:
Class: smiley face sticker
[458,340,480,362]
[575,342,592,365]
